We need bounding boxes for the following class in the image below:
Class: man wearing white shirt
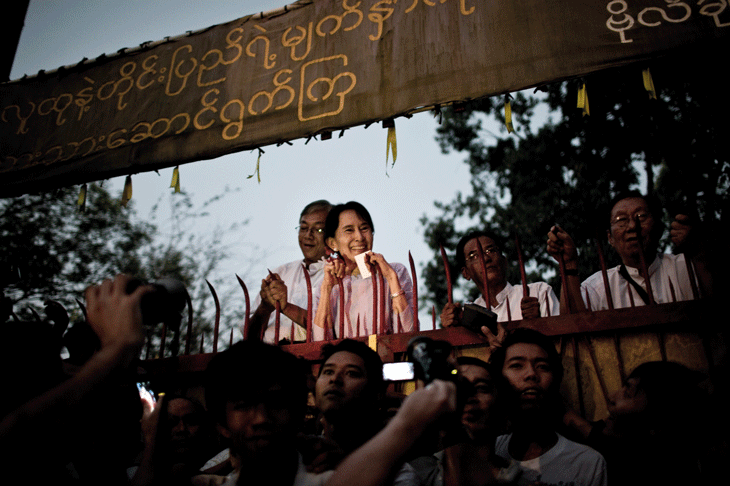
[492,329,607,486]
[546,191,712,311]
[247,200,331,342]
[441,231,559,328]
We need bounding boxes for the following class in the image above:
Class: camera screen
[382,362,415,381]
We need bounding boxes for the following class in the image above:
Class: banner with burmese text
[2,0,729,196]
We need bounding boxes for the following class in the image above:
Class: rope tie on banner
[77,184,87,212]
[170,166,181,193]
[247,148,264,183]
[577,82,590,116]
[121,175,133,207]
[504,94,514,133]
[383,118,397,174]
[642,68,657,99]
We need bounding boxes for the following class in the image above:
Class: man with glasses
[248,200,332,342]
[441,231,559,327]
[546,191,708,310]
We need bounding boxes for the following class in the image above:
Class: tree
[1,184,154,315]
[1,183,260,358]
[421,48,729,311]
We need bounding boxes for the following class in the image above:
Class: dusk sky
[10,1,512,328]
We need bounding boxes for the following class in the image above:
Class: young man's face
[459,364,499,436]
[607,197,656,265]
[315,350,371,417]
[461,236,507,290]
[219,385,297,458]
[298,209,329,265]
[501,342,555,412]
[168,398,203,457]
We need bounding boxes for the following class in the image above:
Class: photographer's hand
[85,274,150,357]
[326,380,456,486]
[1,274,152,448]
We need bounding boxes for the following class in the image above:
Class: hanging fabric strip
[77,183,87,212]
[504,95,514,133]
[121,175,133,207]
[247,149,263,183]
[577,82,590,116]
[170,166,181,193]
[384,118,397,172]
[642,68,657,100]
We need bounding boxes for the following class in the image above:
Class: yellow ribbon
[505,98,514,133]
[77,184,87,212]
[642,68,657,100]
[121,175,133,207]
[386,125,397,169]
[368,334,377,352]
[247,149,263,183]
[170,166,181,193]
[577,83,590,116]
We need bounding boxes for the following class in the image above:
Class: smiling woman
[312,201,414,339]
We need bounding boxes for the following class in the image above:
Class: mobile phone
[137,382,156,403]
[382,362,415,381]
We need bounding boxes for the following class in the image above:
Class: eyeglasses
[610,212,651,229]
[296,226,324,235]
[465,246,500,262]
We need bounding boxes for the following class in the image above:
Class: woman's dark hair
[324,201,375,247]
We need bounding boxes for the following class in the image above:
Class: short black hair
[324,201,375,247]
[319,339,384,397]
[455,231,505,269]
[605,190,665,243]
[489,328,563,390]
[456,355,491,372]
[301,200,332,218]
[205,340,308,427]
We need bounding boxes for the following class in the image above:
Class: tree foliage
[1,183,256,357]
[1,184,153,312]
[422,49,729,309]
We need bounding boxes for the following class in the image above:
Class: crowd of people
[0,191,725,485]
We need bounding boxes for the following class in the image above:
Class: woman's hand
[366,252,408,313]
[323,258,347,288]
[314,258,346,332]
[365,252,395,279]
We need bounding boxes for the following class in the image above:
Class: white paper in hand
[354,251,373,278]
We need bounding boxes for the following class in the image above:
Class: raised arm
[313,259,345,338]
[546,225,587,313]
[367,253,410,314]
[1,274,151,444]
[671,213,714,298]
[326,380,457,486]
